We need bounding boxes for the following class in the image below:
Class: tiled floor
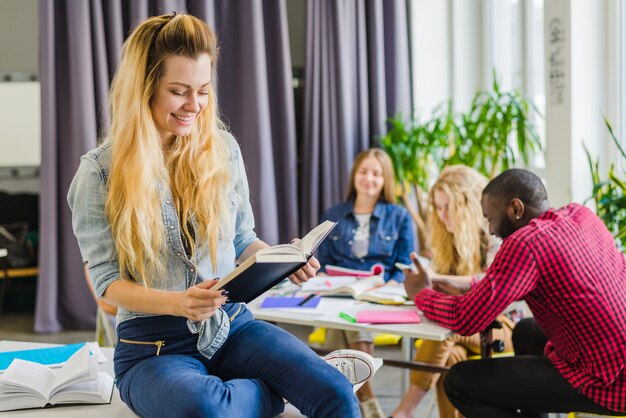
[0,311,440,417]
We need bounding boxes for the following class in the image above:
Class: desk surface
[248,296,453,342]
[0,340,137,418]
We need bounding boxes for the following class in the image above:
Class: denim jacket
[67,131,258,359]
[316,201,415,282]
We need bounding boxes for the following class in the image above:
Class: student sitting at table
[405,168,626,417]
[391,165,514,418]
[316,148,415,418]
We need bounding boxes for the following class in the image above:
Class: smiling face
[433,189,455,233]
[354,157,385,200]
[151,53,212,144]
[481,194,518,239]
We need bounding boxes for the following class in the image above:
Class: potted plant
[380,73,542,253]
[584,117,626,251]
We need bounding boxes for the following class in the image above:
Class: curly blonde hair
[429,165,490,275]
[105,14,230,286]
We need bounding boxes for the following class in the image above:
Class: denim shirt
[67,131,258,359]
[316,201,415,282]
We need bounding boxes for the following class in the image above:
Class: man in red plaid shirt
[404,169,626,417]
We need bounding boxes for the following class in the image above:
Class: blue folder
[0,342,88,371]
[260,296,322,308]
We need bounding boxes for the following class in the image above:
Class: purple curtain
[35,0,297,332]
[301,0,412,232]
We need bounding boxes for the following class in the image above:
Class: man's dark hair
[483,168,548,208]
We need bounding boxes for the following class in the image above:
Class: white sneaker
[323,349,376,385]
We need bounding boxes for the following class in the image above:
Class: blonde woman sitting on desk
[316,148,415,418]
[391,165,514,418]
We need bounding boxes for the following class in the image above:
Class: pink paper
[325,263,385,277]
[355,310,421,324]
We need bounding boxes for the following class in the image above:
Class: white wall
[0,0,38,76]
[410,0,620,208]
[544,0,612,206]
[451,0,484,111]
[0,82,41,167]
[410,0,451,118]
[0,0,39,193]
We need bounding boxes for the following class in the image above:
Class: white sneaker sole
[323,349,376,385]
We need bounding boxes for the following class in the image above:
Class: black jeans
[443,318,623,418]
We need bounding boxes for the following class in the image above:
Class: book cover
[0,343,87,372]
[260,296,322,309]
[325,263,385,277]
[213,220,337,303]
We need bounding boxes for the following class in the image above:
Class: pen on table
[297,293,317,306]
[324,279,333,288]
[338,312,357,323]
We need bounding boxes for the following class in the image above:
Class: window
[484,0,545,171]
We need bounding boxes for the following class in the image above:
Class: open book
[0,345,114,412]
[300,275,409,305]
[213,220,337,303]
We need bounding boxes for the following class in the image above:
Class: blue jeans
[114,305,360,418]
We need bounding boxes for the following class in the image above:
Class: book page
[358,290,408,305]
[52,345,92,391]
[51,372,114,405]
[300,276,357,292]
[0,393,47,411]
[294,220,337,255]
[256,244,303,257]
[334,275,385,297]
[356,281,408,304]
[0,358,56,400]
[366,282,408,299]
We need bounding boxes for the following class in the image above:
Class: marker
[324,279,333,288]
[297,293,317,307]
[338,312,357,323]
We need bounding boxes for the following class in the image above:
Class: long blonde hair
[345,148,396,203]
[105,13,230,286]
[429,165,489,275]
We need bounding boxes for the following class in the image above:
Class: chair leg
[96,307,117,347]
[95,307,105,346]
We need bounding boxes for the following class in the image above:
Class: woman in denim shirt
[67,13,371,418]
[317,149,415,418]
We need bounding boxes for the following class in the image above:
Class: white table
[248,296,452,341]
[0,340,138,418]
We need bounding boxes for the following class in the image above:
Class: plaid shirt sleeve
[415,236,539,335]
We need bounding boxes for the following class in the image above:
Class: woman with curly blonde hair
[68,13,372,418]
[391,165,514,418]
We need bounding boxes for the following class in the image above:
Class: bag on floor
[0,222,36,269]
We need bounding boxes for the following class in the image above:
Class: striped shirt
[415,204,626,412]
